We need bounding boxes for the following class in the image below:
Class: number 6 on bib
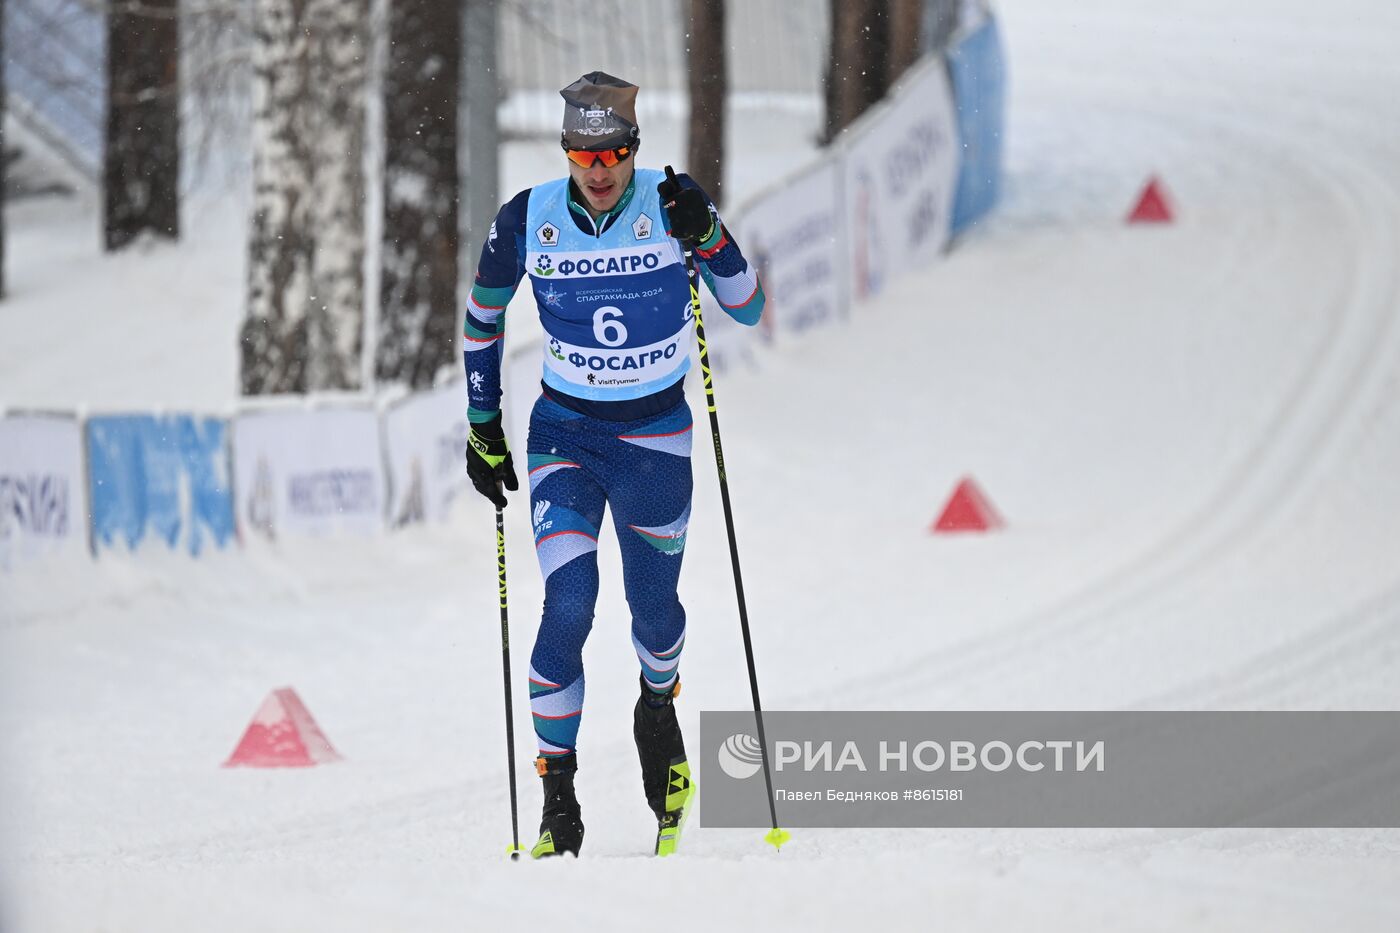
[593,306,627,346]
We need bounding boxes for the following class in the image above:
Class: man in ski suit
[463,72,765,858]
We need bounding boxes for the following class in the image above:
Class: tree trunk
[1,0,6,299]
[686,0,726,205]
[104,0,180,251]
[823,0,891,143]
[923,0,959,55]
[888,0,923,84]
[375,0,461,390]
[459,0,500,314]
[242,0,368,395]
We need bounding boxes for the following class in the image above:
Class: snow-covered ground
[4,0,1400,929]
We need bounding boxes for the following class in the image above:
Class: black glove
[465,413,518,509]
[658,165,716,246]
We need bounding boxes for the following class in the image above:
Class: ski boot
[530,752,584,858]
[633,676,695,856]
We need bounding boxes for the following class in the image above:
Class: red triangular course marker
[932,477,1004,533]
[223,687,342,768]
[1128,177,1173,223]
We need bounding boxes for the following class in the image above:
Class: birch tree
[104,0,180,251]
[242,0,369,394]
[375,0,461,390]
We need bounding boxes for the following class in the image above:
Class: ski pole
[675,202,790,851]
[496,502,523,859]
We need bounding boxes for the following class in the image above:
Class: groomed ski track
[4,0,1400,929]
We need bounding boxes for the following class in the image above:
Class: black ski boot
[633,676,694,856]
[530,752,584,858]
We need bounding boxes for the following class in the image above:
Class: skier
[464,71,765,858]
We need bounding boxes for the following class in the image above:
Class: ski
[653,760,695,856]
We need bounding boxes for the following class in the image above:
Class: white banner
[692,279,759,376]
[734,158,844,344]
[232,406,386,539]
[842,57,960,302]
[382,383,472,527]
[0,413,88,568]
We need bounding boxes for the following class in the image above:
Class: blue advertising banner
[948,16,1006,235]
[87,415,236,556]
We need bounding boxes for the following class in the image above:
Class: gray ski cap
[560,71,640,150]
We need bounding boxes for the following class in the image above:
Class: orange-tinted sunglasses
[563,144,634,169]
